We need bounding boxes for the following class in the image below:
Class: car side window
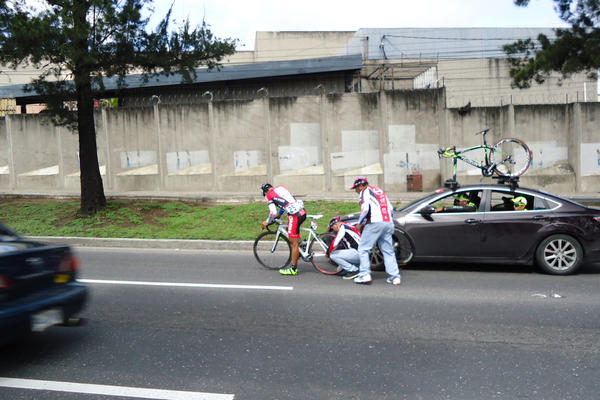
[490,191,534,211]
[430,190,481,213]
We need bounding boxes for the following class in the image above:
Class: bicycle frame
[269,218,328,261]
[440,129,499,181]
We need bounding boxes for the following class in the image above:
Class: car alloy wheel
[536,234,583,275]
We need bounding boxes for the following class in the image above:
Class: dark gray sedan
[343,184,600,275]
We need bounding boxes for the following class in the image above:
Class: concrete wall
[1,88,599,197]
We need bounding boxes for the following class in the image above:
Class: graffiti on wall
[526,141,568,172]
[581,143,600,176]
[383,125,439,184]
[233,150,266,175]
[166,150,211,175]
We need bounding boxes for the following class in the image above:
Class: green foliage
[505,0,600,88]
[0,1,236,215]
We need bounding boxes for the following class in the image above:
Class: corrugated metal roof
[0,54,363,99]
[341,28,557,60]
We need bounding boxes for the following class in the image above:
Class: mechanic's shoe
[341,270,359,280]
[279,266,298,276]
[353,274,372,284]
[386,276,402,286]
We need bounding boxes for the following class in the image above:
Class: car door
[404,190,484,258]
[480,189,554,259]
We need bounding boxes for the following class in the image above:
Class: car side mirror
[420,205,436,217]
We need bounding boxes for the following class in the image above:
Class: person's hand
[355,224,363,233]
[261,221,268,230]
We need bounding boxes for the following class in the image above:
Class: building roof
[0,54,364,100]
[341,28,557,60]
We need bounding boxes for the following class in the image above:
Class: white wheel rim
[543,239,577,271]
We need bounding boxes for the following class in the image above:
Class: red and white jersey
[357,185,393,224]
[265,185,305,221]
[329,223,361,253]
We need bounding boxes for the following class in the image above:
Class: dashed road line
[0,377,234,400]
[79,278,293,291]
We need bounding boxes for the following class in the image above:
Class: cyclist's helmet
[511,196,527,207]
[454,193,469,202]
[260,183,273,196]
[328,216,341,232]
[350,177,368,189]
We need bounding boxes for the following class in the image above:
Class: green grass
[0,199,362,240]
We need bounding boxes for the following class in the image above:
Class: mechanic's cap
[260,183,272,196]
[454,193,469,201]
[350,177,368,189]
[328,216,341,229]
[511,196,527,207]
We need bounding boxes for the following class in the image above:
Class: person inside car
[512,196,528,211]
[435,193,477,213]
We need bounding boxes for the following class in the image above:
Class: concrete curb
[28,236,253,251]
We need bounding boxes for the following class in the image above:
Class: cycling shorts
[287,209,306,239]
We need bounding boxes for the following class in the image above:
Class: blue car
[0,223,88,345]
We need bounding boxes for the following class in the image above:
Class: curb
[28,236,254,251]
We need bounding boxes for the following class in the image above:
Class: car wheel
[535,234,583,275]
[370,228,414,271]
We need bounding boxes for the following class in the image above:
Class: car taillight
[58,255,80,272]
[0,274,13,289]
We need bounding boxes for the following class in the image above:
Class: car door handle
[465,218,481,224]
[533,215,548,220]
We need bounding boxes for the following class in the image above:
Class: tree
[0,0,236,215]
[504,0,600,88]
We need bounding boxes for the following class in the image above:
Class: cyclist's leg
[287,211,306,271]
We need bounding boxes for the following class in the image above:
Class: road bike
[438,128,532,181]
[253,215,339,274]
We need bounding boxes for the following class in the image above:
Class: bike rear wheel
[491,138,532,177]
[253,231,291,270]
[310,232,339,274]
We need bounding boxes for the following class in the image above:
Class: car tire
[535,234,583,275]
[370,228,414,271]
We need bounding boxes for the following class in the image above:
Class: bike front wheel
[309,232,339,275]
[253,231,291,270]
[491,138,532,177]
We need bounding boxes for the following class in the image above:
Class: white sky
[148,0,569,50]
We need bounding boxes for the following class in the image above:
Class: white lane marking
[0,377,234,400]
[79,279,293,291]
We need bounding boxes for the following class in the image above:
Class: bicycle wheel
[490,138,532,177]
[253,231,291,270]
[310,232,339,274]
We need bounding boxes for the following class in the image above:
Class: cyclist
[260,183,306,276]
[436,193,476,213]
[327,217,361,280]
[351,177,401,286]
[512,196,527,211]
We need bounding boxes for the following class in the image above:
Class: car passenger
[512,196,528,211]
[326,217,361,280]
[260,183,306,276]
[436,193,476,213]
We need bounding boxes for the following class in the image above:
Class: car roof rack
[492,176,520,190]
[444,179,460,190]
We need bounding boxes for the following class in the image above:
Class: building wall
[1,88,599,197]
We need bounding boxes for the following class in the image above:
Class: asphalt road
[1,248,599,400]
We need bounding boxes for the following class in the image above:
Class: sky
[148,0,570,50]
